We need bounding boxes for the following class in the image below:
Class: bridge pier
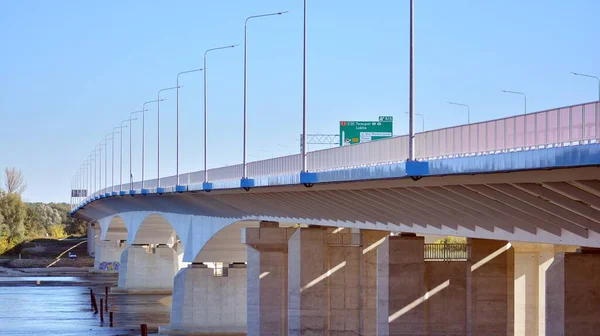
[376,236,514,336]
[116,245,178,293]
[469,238,514,335]
[243,225,387,336]
[287,227,361,335]
[546,248,600,336]
[243,222,295,336]
[94,240,127,272]
[167,262,247,334]
[512,243,577,335]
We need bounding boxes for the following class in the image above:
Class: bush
[434,236,467,244]
[47,224,66,239]
[0,238,20,255]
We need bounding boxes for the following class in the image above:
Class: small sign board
[71,189,88,197]
[340,116,393,146]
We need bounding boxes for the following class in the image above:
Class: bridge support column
[167,263,247,334]
[94,240,127,272]
[243,222,295,336]
[470,238,514,336]
[546,248,600,336]
[376,234,426,335]
[512,243,577,336]
[116,245,178,293]
[360,230,390,336]
[287,227,364,335]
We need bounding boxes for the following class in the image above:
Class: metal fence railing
[424,243,471,261]
[76,101,600,209]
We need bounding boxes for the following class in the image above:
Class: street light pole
[301,0,308,171]
[111,127,121,194]
[157,87,179,192]
[408,0,415,161]
[501,90,527,115]
[94,146,101,196]
[140,100,161,193]
[501,89,528,146]
[119,119,131,194]
[203,45,237,186]
[243,11,288,181]
[405,111,424,132]
[176,68,203,188]
[88,155,93,199]
[103,135,113,195]
[128,110,144,191]
[571,72,600,101]
[447,101,471,124]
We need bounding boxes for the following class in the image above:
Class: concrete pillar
[360,230,389,336]
[288,227,328,335]
[376,234,426,335]
[328,232,361,335]
[546,249,600,336]
[288,227,364,335]
[167,263,247,334]
[512,243,578,336]
[243,222,295,336]
[173,240,189,270]
[470,238,514,336]
[425,261,469,335]
[117,245,178,292]
[87,222,100,257]
[94,240,127,272]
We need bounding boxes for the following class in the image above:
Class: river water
[0,275,172,335]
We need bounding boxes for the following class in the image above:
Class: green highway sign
[340,116,393,146]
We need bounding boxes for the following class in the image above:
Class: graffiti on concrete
[99,261,120,271]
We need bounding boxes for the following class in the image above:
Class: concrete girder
[423,186,516,233]
[515,183,600,231]
[413,187,495,232]
[443,185,538,234]
[486,184,590,238]
[465,185,563,236]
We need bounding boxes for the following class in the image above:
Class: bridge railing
[85,101,599,201]
[424,243,471,261]
[416,101,599,160]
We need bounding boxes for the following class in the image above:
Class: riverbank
[0,237,94,269]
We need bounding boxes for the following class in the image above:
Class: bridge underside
[77,166,600,247]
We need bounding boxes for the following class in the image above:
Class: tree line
[0,168,87,254]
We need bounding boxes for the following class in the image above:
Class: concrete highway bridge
[72,101,600,335]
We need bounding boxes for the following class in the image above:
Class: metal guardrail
[424,243,471,261]
[79,101,600,207]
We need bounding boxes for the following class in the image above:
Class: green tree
[0,191,27,244]
[48,202,87,235]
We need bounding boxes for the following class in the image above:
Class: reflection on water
[0,277,87,282]
[0,281,171,335]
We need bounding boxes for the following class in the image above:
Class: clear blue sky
[1,0,599,203]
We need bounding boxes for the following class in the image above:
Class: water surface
[0,277,171,335]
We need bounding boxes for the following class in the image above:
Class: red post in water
[99,299,104,323]
[89,288,94,310]
[140,324,148,336]
[105,286,109,312]
[92,292,98,314]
